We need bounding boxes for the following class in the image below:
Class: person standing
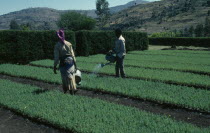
[54,29,77,94]
[114,28,126,78]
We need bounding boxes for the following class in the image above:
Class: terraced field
[0,50,210,132]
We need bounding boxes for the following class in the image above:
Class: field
[0,50,210,132]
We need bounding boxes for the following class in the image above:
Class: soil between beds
[0,74,210,128]
[0,107,66,133]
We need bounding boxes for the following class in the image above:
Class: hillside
[0,8,96,30]
[108,0,210,34]
[110,0,149,13]
[0,0,149,30]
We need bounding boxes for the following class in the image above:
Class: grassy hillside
[108,0,210,34]
[0,8,96,30]
[0,1,150,30]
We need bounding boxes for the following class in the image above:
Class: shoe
[122,76,126,78]
[70,90,74,95]
[74,89,78,94]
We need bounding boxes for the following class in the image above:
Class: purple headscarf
[57,29,65,44]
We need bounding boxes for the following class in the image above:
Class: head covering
[57,29,65,44]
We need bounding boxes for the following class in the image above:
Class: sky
[0,0,158,15]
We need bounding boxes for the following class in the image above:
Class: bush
[57,12,96,31]
[76,31,148,56]
[0,30,148,63]
[149,37,210,47]
[0,30,75,64]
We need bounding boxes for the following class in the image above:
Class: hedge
[149,37,210,47]
[76,31,148,56]
[0,30,75,64]
[0,30,148,63]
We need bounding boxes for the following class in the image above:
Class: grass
[30,59,210,89]
[0,64,210,112]
[0,79,210,133]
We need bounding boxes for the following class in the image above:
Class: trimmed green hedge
[149,37,210,47]
[76,31,148,56]
[0,30,148,63]
[0,30,75,64]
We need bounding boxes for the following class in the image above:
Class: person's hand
[53,66,57,74]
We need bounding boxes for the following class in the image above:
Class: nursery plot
[0,64,210,112]
[129,50,210,58]
[75,56,210,75]
[82,50,210,66]
[1,79,209,133]
[30,60,210,89]
[125,54,210,66]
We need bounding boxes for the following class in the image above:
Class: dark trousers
[115,56,125,77]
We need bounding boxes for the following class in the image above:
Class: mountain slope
[0,0,150,30]
[108,0,210,34]
[0,8,97,30]
[110,0,149,13]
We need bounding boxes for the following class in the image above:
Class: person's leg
[60,67,68,93]
[115,57,120,77]
[119,56,125,78]
[68,76,77,95]
[61,76,68,93]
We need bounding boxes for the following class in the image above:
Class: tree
[10,20,20,30]
[57,12,96,31]
[20,23,32,31]
[188,26,194,37]
[183,27,189,37]
[204,17,210,37]
[207,10,210,16]
[194,24,204,37]
[95,0,110,28]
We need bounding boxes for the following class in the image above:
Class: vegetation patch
[0,64,210,113]
[0,79,210,132]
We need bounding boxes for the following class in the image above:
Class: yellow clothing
[54,40,76,67]
[54,40,77,91]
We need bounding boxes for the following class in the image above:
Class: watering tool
[75,69,82,85]
[101,51,116,68]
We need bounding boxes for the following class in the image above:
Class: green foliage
[149,37,210,47]
[65,51,210,75]
[9,20,20,30]
[57,11,96,31]
[76,31,148,56]
[95,0,110,28]
[0,30,75,63]
[188,26,194,37]
[19,23,32,31]
[30,59,210,89]
[204,17,210,37]
[195,24,204,37]
[1,79,209,132]
[1,64,210,113]
[149,32,180,38]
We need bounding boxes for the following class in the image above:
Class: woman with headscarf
[53,29,77,95]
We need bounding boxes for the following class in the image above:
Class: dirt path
[1,74,210,128]
[0,107,65,133]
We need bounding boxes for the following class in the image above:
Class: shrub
[0,30,75,64]
[76,31,148,56]
[149,37,210,47]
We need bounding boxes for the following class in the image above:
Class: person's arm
[54,44,59,74]
[70,45,76,62]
